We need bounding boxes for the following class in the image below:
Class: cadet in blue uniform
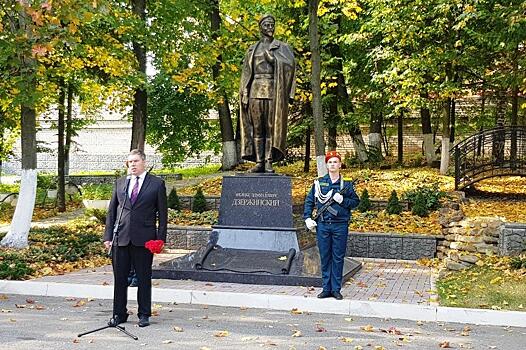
[303,151,360,300]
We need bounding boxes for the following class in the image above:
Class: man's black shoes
[108,314,128,327]
[332,291,344,300]
[138,316,150,327]
[317,291,332,299]
[317,291,344,300]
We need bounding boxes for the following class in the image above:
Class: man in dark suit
[103,149,167,327]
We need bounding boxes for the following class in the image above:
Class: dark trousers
[112,244,153,318]
[316,221,348,292]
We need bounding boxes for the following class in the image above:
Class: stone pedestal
[153,175,361,286]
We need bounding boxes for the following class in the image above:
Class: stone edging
[166,225,440,260]
[1,280,525,328]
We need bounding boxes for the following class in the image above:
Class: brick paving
[35,253,435,306]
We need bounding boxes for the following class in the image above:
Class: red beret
[325,151,341,163]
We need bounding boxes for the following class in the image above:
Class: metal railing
[451,126,526,190]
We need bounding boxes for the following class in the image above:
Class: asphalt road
[1,293,524,350]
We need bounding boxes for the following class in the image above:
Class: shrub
[356,188,371,212]
[0,184,19,193]
[404,182,445,214]
[411,192,429,217]
[386,190,403,215]
[510,255,526,270]
[192,187,207,213]
[37,173,57,190]
[0,252,34,280]
[84,208,107,224]
[167,188,181,210]
[82,184,114,200]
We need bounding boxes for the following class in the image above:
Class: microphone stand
[78,177,138,340]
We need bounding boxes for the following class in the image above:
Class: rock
[446,260,470,271]
[450,242,477,252]
[482,235,498,244]
[455,235,483,243]
[475,244,499,255]
[459,254,479,264]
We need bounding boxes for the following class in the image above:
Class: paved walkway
[33,253,435,305]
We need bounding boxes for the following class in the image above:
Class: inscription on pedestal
[218,175,294,229]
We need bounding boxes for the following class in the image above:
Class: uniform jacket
[103,173,168,246]
[303,174,360,223]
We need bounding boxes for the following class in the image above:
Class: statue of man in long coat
[239,14,296,173]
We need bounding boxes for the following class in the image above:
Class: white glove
[305,218,317,232]
[333,193,343,204]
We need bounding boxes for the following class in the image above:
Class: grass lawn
[436,257,526,311]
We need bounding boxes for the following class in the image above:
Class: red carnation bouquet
[145,240,164,254]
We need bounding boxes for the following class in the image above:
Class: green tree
[192,187,207,213]
[386,190,402,215]
[167,187,181,211]
[356,188,371,212]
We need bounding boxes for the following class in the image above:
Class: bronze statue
[239,14,296,173]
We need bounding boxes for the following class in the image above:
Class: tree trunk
[369,111,383,160]
[130,0,147,151]
[210,0,236,170]
[57,81,66,212]
[304,125,311,173]
[309,0,326,177]
[421,106,435,165]
[449,99,456,144]
[439,100,450,175]
[65,83,73,175]
[327,99,338,151]
[1,106,37,248]
[397,109,403,164]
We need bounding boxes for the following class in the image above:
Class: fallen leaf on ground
[344,317,354,322]
[15,304,26,308]
[25,298,35,304]
[291,330,302,337]
[173,326,183,332]
[315,324,327,332]
[380,326,402,335]
[214,330,229,337]
[290,308,303,315]
[73,300,86,307]
[0,294,8,300]
[340,337,354,343]
[162,340,173,344]
[361,325,374,332]
[439,341,451,348]
[278,256,287,261]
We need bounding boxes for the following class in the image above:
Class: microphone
[123,175,132,194]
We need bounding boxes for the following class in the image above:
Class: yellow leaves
[32,44,52,58]
[360,324,374,332]
[489,276,503,285]
[340,337,354,343]
[291,330,302,337]
[214,330,230,337]
[439,340,451,348]
[290,308,303,315]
